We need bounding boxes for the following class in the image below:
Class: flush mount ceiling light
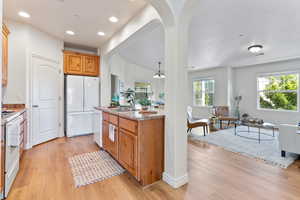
[65,30,75,35]
[97,31,105,36]
[18,11,31,18]
[109,16,119,23]
[248,44,263,54]
[153,62,165,79]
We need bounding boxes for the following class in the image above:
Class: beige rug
[68,150,125,187]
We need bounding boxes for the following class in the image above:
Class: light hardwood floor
[7,135,300,200]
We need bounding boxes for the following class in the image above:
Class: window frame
[256,71,299,112]
[192,77,215,107]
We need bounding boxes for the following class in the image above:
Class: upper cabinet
[63,50,100,77]
[2,24,10,86]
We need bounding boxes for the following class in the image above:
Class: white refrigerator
[66,75,100,137]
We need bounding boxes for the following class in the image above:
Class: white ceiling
[117,0,300,70]
[117,22,164,70]
[4,0,147,48]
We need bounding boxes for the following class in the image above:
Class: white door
[84,77,99,112]
[67,75,84,113]
[32,56,60,146]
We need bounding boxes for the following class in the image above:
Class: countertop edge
[95,107,165,121]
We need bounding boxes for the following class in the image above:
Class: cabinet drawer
[109,114,118,126]
[119,117,137,134]
[103,112,109,122]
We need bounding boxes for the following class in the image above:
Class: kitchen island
[95,107,165,186]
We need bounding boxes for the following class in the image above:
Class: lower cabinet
[102,120,118,159]
[118,129,137,178]
[101,111,165,186]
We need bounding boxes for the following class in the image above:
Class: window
[193,79,215,107]
[257,72,299,111]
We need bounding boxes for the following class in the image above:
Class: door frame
[26,52,64,148]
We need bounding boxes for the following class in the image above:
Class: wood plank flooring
[7,135,300,200]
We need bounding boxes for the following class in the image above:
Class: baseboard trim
[162,172,188,188]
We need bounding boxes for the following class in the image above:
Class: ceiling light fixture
[248,44,263,54]
[109,16,119,23]
[153,62,165,79]
[65,30,75,35]
[18,11,31,18]
[97,31,105,36]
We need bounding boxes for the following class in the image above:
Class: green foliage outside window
[259,74,299,111]
[193,79,214,106]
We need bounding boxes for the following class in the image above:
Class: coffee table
[234,121,277,143]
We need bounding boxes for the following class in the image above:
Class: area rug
[190,126,299,168]
[68,151,125,187]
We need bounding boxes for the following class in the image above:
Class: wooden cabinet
[119,128,138,178]
[101,111,165,186]
[64,51,100,76]
[2,24,9,86]
[102,115,118,159]
[83,56,99,76]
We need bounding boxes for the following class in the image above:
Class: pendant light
[153,62,165,79]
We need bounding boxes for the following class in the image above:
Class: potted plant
[139,98,151,110]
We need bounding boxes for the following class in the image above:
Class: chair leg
[227,120,230,128]
[203,126,206,136]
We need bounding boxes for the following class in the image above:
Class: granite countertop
[2,108,26,125]
[95,107,165,121]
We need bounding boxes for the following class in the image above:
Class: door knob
[32,105,39,108]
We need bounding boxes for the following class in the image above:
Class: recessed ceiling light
[18,11,31,18]
[65,30,75,35]
[97,32,105,36]
[248,44,263,54]
[109,16,119,23]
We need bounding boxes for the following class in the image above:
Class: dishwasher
[4,115,23,198]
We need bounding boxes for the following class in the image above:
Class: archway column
[163,21,189,188]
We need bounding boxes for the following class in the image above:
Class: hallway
[7,136,300,200]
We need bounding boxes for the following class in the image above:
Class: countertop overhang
[95,107,165,121]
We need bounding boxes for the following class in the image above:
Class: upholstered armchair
[278,124,300,157]
[213,106,238,129]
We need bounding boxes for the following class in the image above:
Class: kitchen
[1,0,167,199]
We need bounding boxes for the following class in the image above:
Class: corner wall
[3,19,64,148]
[188,67,229,118]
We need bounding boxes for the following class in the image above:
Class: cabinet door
[102,121,118,159]
[119,129,138,178]
[64,53,83,75]
[83,56,99,76]
[102,121,109,151]
[2,28,8,86]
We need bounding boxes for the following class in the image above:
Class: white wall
[3,19,64,148]
[3,20,29,103]
[109,53,164,101]
[234,59,300,125]
[188,59,300,125]
[3,19,64,103]
[188,67,229,118]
